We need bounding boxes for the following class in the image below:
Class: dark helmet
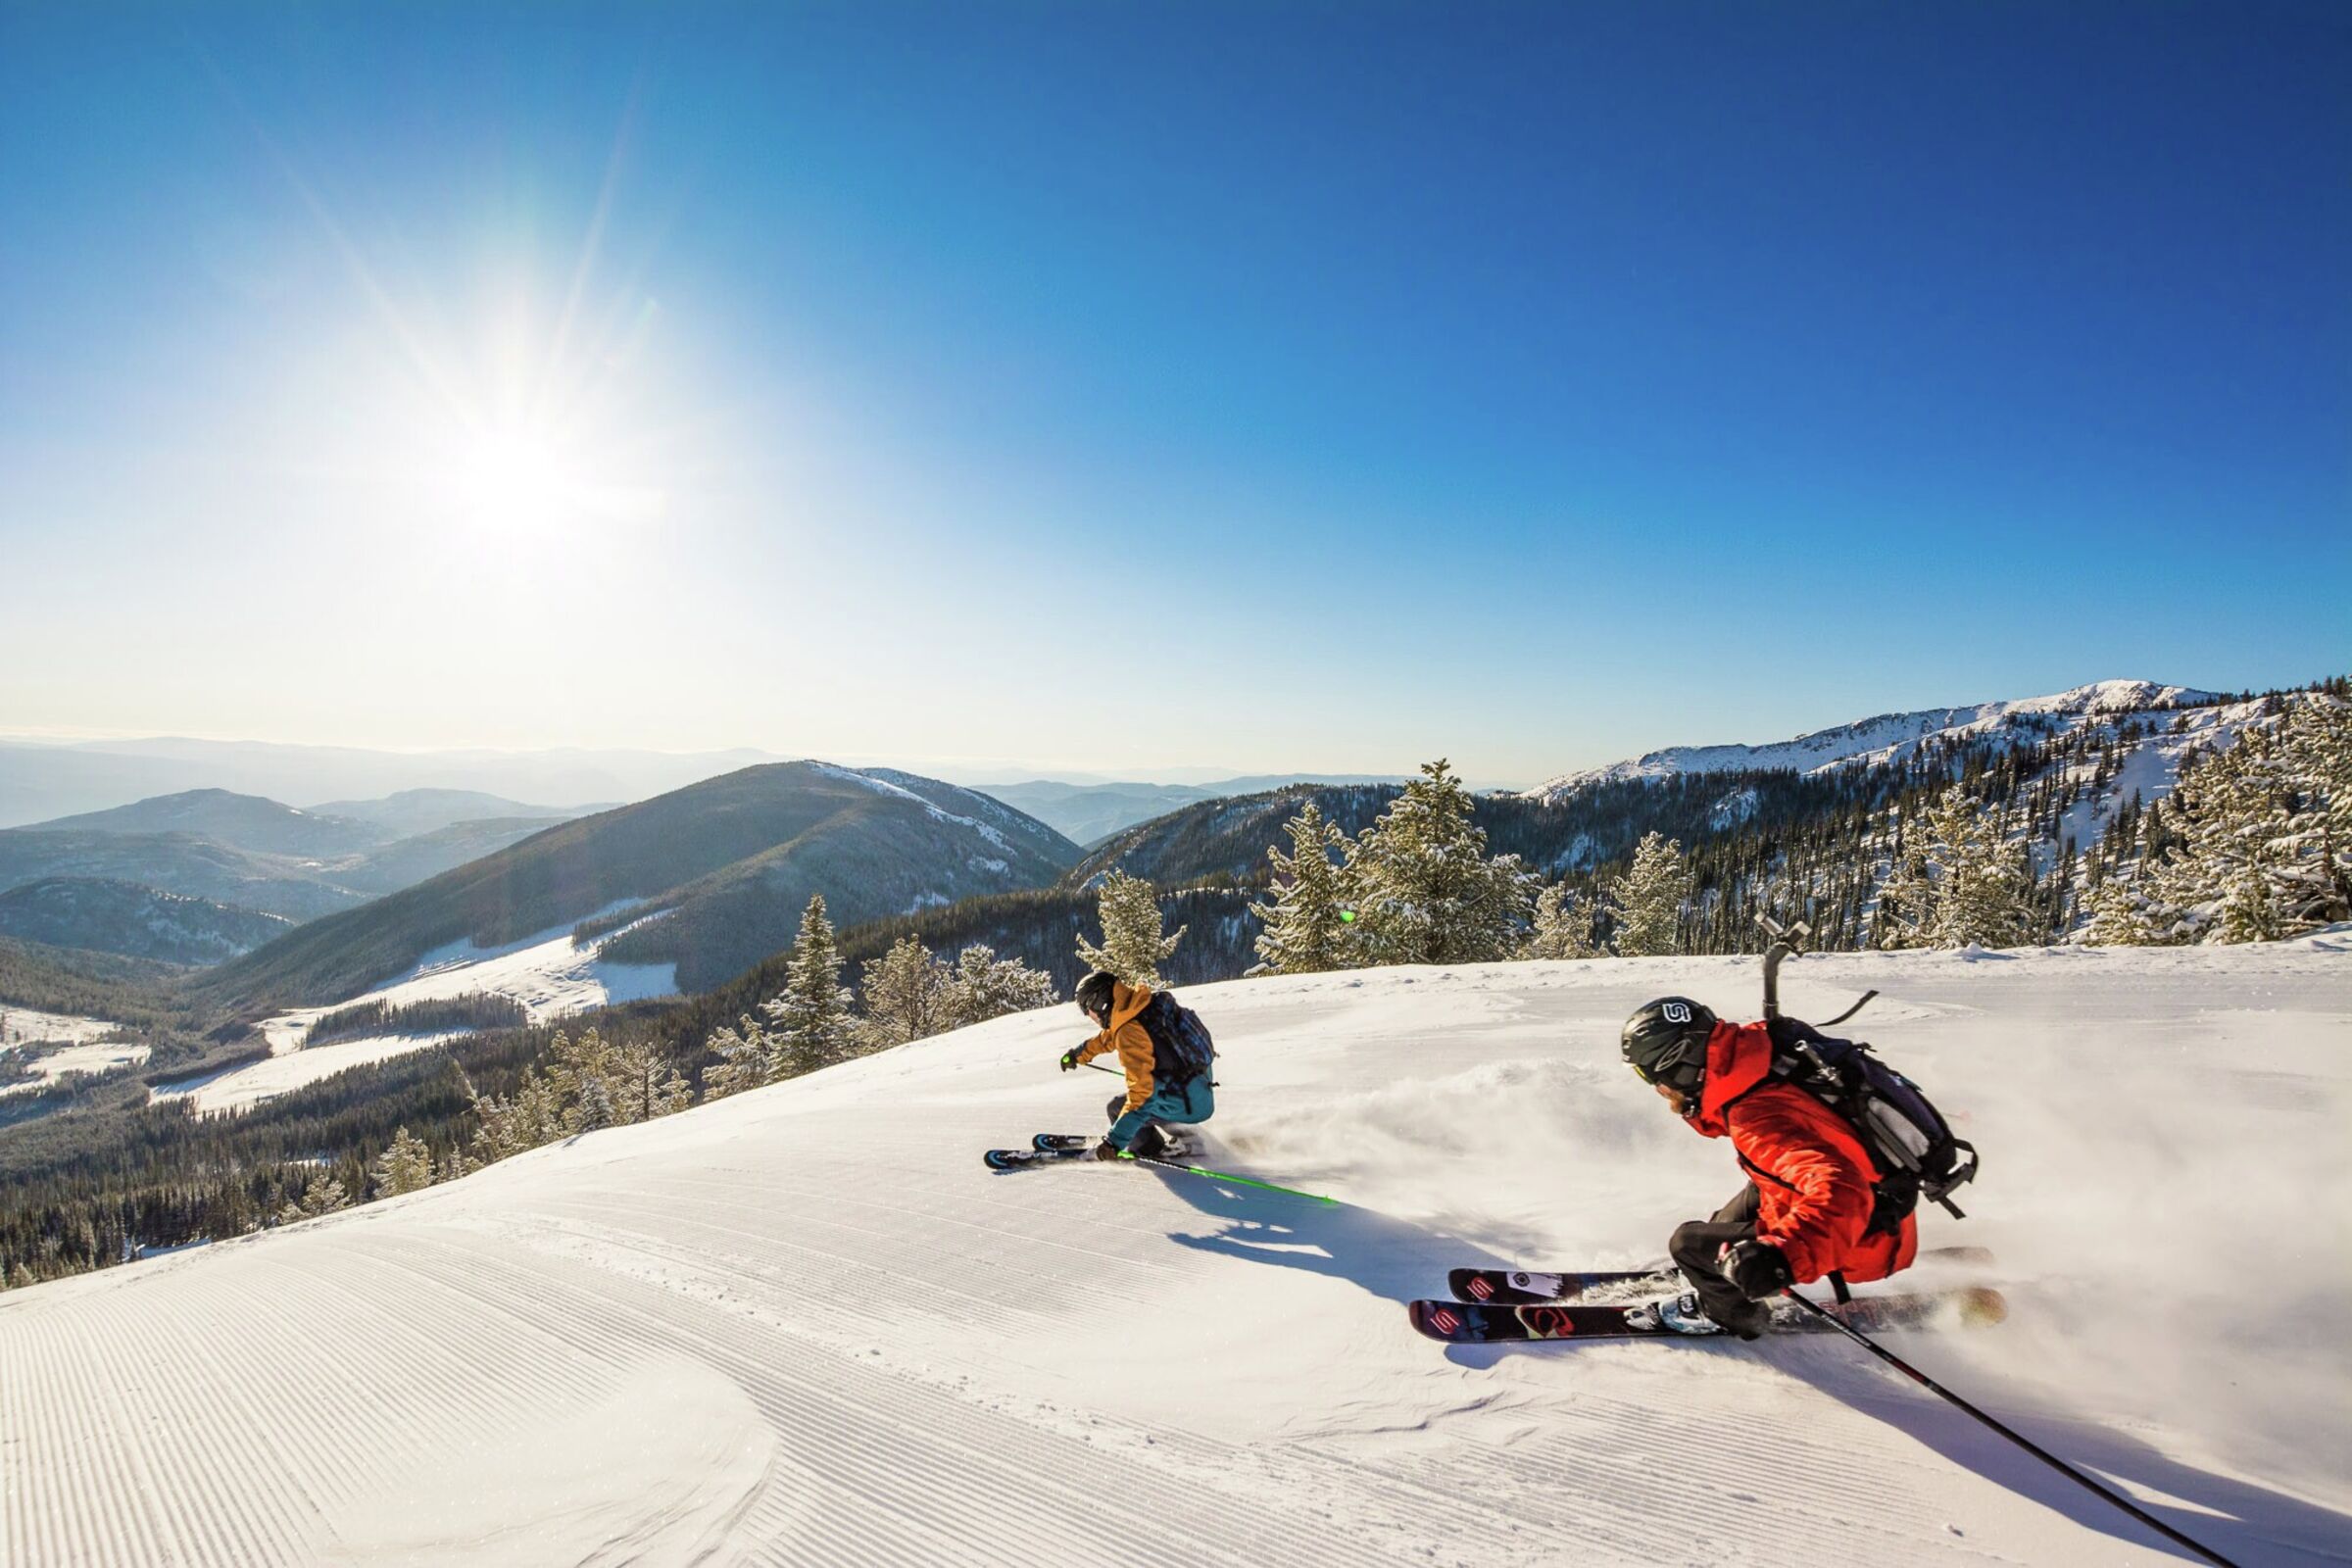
[1075,970,1118,1021]
[1620,997,1718,1098]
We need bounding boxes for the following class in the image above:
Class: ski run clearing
[6,939,2349,1566]
[164,914,680,1114]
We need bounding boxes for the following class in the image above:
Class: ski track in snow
[5,940,2349,1565]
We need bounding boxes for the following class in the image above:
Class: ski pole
[1778,1290,2240,1568]
[1120,1151,1336,1205]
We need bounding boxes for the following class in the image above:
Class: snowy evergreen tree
[2079,867,2176,947]
[1076,870,1185,989]
[1248,800,1351,974]
[607,1036,693,1122]
[2112,702,2352,944]
[941,945,1058,1027]
[275,1172,349,1226]
[1606,831,1689,956]
[573,1073,615,1133]
[859,935,955,1049]
[1344,760,1535,966]
[1874,784,2037,950]
[369,1127,435,1199]
[762,894,861,1074]
[702,1015,777,1100]
[1524,882,1599,959]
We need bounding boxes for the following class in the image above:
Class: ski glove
[1723,1240,1793,1298]
[1092,1141,1124,1161]
[1059,1049,1081,1072]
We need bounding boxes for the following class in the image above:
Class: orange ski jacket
[1075,980,1158,1116]
[1686,1019,1919,1285]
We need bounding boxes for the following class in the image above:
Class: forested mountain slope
[195,763,1079,1010]
[0,878,292,964]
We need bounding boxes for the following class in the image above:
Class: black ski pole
[1779,1290,2240,1568]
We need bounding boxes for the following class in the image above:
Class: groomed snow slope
[5,941,2349,1566]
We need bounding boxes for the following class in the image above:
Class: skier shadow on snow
[1149,1165,1517,1306]
[1442,1305,2347,1566]
[1809,1359,2352,1567]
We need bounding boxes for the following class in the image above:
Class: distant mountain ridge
[0,879,292,966]
[0,790,598,955]
[303,788,589,839]
[196,761,1081,1010]
[1527,680,2221,801]
[29,789,381,859]
[0,738,779,829]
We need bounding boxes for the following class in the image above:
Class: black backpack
[1732,1016,1980,1237]
[1137,992,1217,1089]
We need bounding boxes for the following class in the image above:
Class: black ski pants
[1669,1184,1767,1331]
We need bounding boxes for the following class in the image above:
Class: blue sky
[1,2,2345,783]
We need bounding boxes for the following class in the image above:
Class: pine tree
[941,945,1058,1027]
[370,1127,435,1199]
[859,935,955,1049]
[1607,832,1689,957]
[1346,760,1535,965]
[1524,882,1599,959]
[1926,787,2038,949]
[1076,870,1185,988]
[275,1173,348,1226]
[702,1015,776,1100]
[763,894,860,1075]
[1248,801,1351,974]
[606,1036,692,1121]
[573,1073,615,1133]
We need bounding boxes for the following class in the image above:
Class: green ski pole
[1120,1150,1336,1205]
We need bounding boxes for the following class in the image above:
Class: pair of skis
[983,1133,1197,1172]
[1413,1248,2006,1343]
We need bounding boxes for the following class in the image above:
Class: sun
[458,423,576,530]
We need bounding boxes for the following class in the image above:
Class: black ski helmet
[1075,970,1118,1021]
[1620,997,1718,1098]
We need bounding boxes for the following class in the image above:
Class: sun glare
[460,424,575,529]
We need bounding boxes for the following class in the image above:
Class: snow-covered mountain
[5,940,2344,1565]
[1528,680,2223,801]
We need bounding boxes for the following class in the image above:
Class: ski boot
[1129,1123,1196,1161]
[1624,1290,1723,1336]
[1627,1290,1769,1340]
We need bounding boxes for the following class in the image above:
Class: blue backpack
[1138,992,1217,1089]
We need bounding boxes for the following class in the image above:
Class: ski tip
[1407,1300,1467,1342]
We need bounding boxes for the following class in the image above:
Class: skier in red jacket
[1620,996,1918,1337]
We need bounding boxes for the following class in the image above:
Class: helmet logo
[1662,1002,1692,1024]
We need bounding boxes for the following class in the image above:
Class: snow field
[0,1005,124,1051]
[3,939,2347,1565]
[175,913,681,1113]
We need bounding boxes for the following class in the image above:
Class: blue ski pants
[1105,1076,1214,1152]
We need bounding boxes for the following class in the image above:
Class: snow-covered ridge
[8,943,2346,1565]
[1528,680,2223,801]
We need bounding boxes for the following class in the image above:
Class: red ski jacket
[1686,1020,1919,1285]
